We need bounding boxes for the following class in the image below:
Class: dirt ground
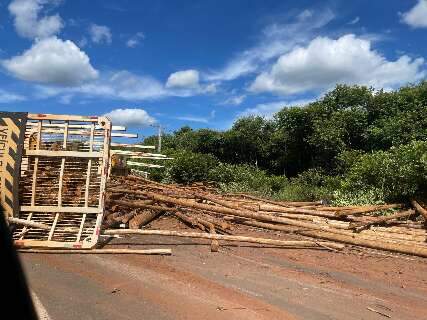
[20,216,427,320]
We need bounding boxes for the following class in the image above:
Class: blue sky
[0,0,426,139]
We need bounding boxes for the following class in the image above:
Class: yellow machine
[111,153,129,176]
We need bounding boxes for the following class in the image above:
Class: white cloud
[78,71,166,100]
[175,116,209,123]
[402,0,427,28]
[126,32,145,48]
[297,10,313,21]
[205,9,334,82]
[78,37,88,48]
[238,99,313,119]
[199,82,218,94]
[0,89,26,103]
[104,108,156,127]
[33,68,218,102]
[89,24,112,44]
[348,17,360,25]
[221,95,246,106]
[166,69,200,88]
[2,37,99,86]
[250,34,425,95]
[59,94,73,104]
[8,0,63,39]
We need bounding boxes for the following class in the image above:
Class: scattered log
[172,211,206,231]
[350,210,418,232]
[103,229,345,250]
[8,217,51,231]
[104,176,427,258]
[298,230,427,258]
[411,200,427,220]
[259,204,337,218]
[335,204,403,217]
[228,193,322,207]
[142,191,357,237]
[129,210,156,229]
[18,248,172,255]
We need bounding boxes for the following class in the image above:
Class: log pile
[103,175,427,258]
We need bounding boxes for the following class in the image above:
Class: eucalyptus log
[129,210,156,229]
[228,193,322,207]
[140,191,353,237]
[172,211,206,231]
[103,229,345,250]
[112,200,164,226]
[18,248,171,255]
[411,200,427,220]
[200,193,335,218]
[298,230,427,258]
[350,210,418,232]
[259,204,336,218]
[8,217,51,231]
[335,204,403,217]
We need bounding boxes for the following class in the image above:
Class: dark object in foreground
[0,209,37,319]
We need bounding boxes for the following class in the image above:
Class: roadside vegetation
[142,82,427,204]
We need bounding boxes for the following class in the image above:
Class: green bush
[341,140,427,202]
[274,168,340,201]
[209,163,288,197]
[165,150,219,184]
[332,188,386,206]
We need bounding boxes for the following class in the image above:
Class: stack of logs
[104,175,427,258]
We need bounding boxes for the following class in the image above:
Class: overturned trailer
[1,112,112,249]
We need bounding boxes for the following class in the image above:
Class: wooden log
[18,248,172,255]
[103,229,345,250]
[182,208,234,233]
[112,200,178,213]
[298,230,427,258]
[112,200,166,224]
[200,193,335,218]
[259,204,336,218]
[234,217,426,245]
[8,217,51,231]
[119,211,138,224]
[411,200,427,220]
[228,193,322,207]
[172,212,206,231]
[335,204,403,217]
[103,212,123,228]
[235,219,303,233]
[130,210,162,227]
[140,191,353,237]
[350,210,418,232]
[209,226,220,252]
[129,210,156,229]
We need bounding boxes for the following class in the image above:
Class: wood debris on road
[102,175,427,258]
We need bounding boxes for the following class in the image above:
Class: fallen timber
[411,199,427,220]
[103,175,427,258]
[8,217,51,231]
[103,229,345,250]
[18,248,172,255]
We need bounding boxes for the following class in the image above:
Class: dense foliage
[142,82,427,203]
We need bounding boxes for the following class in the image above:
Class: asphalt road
[20,235,427,320]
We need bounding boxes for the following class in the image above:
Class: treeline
[142,82,427,204]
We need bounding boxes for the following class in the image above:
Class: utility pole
[157,125,162,153]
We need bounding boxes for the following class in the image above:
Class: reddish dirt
[21,217,427,319]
